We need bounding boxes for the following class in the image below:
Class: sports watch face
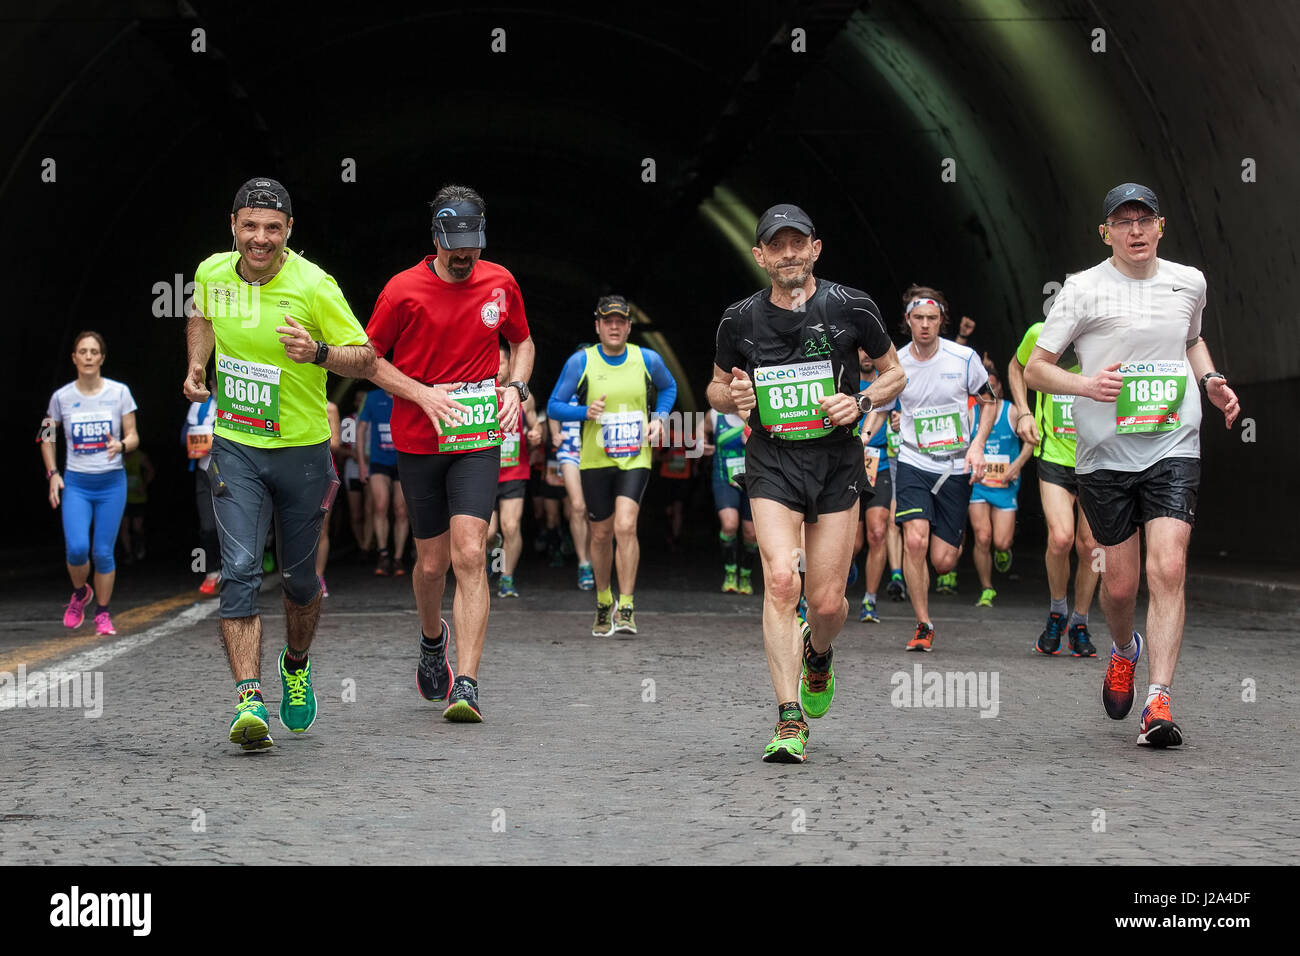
[510,381,529,401]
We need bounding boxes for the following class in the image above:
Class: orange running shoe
[1102,632,1142,719]
[1138,691,1183,748]
[906,622,934,652]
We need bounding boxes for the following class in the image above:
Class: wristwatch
[1198,371,1226,392]
[856,392,874,415]
[508,381,529,401]
[46,468,58,480]
[312,341,330,366]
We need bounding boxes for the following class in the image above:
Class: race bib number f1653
[1115,360,1186,434]
[435,381,501,452]
[912,403,966,454]
[600,411,644,459]
[754,361,835,440]
[216,353,282,437]
[69,411,113,454]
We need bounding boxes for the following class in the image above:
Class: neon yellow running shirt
[193,250,368,448]
[1015,322,1079,468]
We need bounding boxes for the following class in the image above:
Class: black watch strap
[313,341,329,366]
[510,380,529,401]
[1199,371,1225,391]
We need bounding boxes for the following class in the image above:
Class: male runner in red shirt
[366,184,535,722]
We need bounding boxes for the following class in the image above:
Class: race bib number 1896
[1115,360,1186,435]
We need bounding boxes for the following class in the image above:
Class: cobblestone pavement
[2,555,1295,864]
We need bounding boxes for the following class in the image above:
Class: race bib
[68,411,113,455]
[912,404,966,454]
[600,411,644,459]
[187,424,214,460]
[1050,394,1076,440]
[723,453,746,488]
[982,453,1011,488]
[754,361,835,440]
[886,423,900,458]
[435,381,501,452]
[377,422,395,452]
[1116,360,1186,435]
[216,353,281,437]
[864,446,881,487]
[500,431,521,469]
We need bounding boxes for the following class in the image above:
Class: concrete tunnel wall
[2,0,1295,562]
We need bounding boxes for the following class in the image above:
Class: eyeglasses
[1104,215,1159,233]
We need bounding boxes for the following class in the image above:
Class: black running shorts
[398,446,501,538]
[1076,457,1200,547]
[744,435,866,523]
[581,466,650,522]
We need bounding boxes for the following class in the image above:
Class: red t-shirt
[367,257,529,454]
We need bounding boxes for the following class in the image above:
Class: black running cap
[755,204,814,245]
[232,178,291,218]
[594,295,630,318]
[1102,183,1159,221]
[430,199,486,250]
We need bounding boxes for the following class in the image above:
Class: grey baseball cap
[1102,183,1159,221]
[755,204,815,245]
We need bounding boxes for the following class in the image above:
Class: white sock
[1113,632,1138,660]
[1146,683,1171,707]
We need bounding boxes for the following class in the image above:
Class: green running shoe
[614,603,637,635]
[976,587,996,608]
[762,708,809,763]
[278,647,318,734]
[859,597,879,623]
[443,675,483,723]
[592,602,615,636]
[994,549,1012,573]
[722,566,738,593]
[935,571,957,594]
[737,568,753,595]
[229,691,274,751]
[498,574,519,598]
[799,624,835,719]
[262,549,276,574]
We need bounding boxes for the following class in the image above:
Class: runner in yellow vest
[547,295,678,636]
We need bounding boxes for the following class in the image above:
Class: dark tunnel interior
[4,0,1298,563]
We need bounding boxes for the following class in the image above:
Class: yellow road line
[0,592,205,673]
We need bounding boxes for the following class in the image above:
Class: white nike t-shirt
[896,341,989,475]
[1038,258,1205,474]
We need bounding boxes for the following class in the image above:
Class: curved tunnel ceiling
[4,0,1297,455]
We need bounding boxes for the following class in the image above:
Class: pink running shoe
[63,586,94,629]
[95,610,116,636]
[318,575,329,598]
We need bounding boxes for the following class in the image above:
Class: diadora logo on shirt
[480,301,501,329]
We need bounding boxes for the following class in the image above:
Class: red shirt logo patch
[481,301,501,329]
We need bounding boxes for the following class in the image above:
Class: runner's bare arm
[708,364,754,415]
[1024,345,1120,402]
[365,355,467,437]
[1185,337,1241,429]
[321,344,378,377]
[507,336,536,387]
[864,343,905,407]
[1005,351,1040,445]
[184,305,214,401]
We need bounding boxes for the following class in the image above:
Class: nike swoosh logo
[1172,286,1185,292]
